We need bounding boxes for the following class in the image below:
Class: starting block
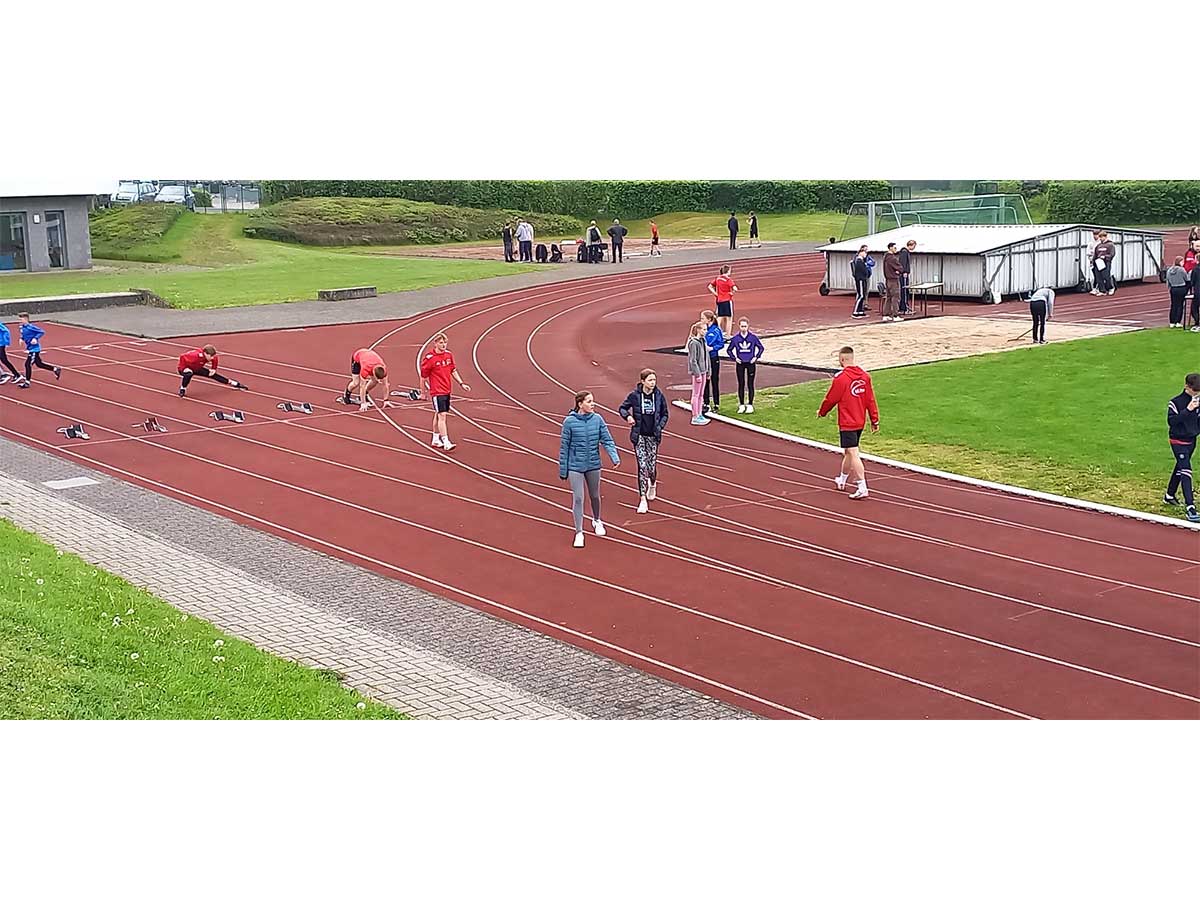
[335,395,374,407]
[277,401,314,415]
[209,410,246,423]
[132,417,168,433]
[57,423,91,441]
[389,389,422,401]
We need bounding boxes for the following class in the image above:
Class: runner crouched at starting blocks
[344,347,396,412]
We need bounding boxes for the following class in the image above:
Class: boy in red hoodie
[817,346,880,500]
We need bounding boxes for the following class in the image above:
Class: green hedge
[259,180,891,218]
[1046,181,1200,225]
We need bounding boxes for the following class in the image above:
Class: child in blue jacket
[701,310,725,412]
[17,313,62,386]
[0,320,25,384]
[725,317,766,413]
[558,390,621,548]
[618,368,670,514]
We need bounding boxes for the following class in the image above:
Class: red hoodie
[818,365,879,431]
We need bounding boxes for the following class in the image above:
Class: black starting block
[209,410,246,423]
[132,417,168,433]
[389,389,422,401]
[57,423,91,440]
[334,395,374,407]
[277,402,314,415]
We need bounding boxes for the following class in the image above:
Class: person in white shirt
[1022,286,1055,344]
[516,220,534,262]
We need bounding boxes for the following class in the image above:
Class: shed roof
[822,223,1164,256]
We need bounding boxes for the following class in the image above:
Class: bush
[1046,181,1200,225]
[193,187,212,208]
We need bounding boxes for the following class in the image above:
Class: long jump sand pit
[757,316,1139,371]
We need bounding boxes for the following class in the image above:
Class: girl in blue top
[0,320,24,384]
[701,310,725,413]
[558,390,621,548]
[17,313,62,386]
[725,317,766,413]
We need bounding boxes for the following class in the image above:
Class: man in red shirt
[707,264,738,337]
[177,345,248,398]
[419,332,471,451]
[649,221,661,257]
[817,346,880,500]
[344,347,395,412]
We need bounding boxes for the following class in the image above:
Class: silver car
[111,180,158,204]
[155,185,196,211]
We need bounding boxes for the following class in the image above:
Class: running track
[2,252,1198,719]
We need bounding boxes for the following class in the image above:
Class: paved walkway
[0,438,752,720]
[43,242,818,338]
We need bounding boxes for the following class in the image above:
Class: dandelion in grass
[130,653,139,661]
[213,639,224,648]
[356,702,366,710]
[212,655,225,663]
[112,616,121,627]
[126,608,134,616]
[36,578,44,586]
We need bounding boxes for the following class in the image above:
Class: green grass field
[0,212,536,309]
[0,519,402,719]
[732,328,1196,519]
[612,210,848,242]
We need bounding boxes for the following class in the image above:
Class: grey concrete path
[44,242,820,338]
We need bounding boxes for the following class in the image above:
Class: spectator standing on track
[17,313,62,387]
[607,218,627,264]
[1021,287,1055,344]
[1164,372,1200,522]
[618,368,669,514]
[1092,230,1116,296]
[881,243,903,321]
[818,346,880,501]
[419,332,471,451]
[178,344,248,398]
[587,220,604,263]
[851,245,873,318]
[728,212,739,251]
[0,320,26,386]
[708,263,738,336]
[701,310,725,413]
[1190,260,1200,331]
[1166,256,1190,328]
[649,220,661,256]
[897,239,916,315]
[686,321,711,426]
[748,211,760,248]
[558,390,621,547]
[502,221,516,262]
[516,219,534,262]
[726,317,765,413]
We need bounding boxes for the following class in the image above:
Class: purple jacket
[726,331,765,364]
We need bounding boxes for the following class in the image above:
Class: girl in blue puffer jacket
[558,390,621,548]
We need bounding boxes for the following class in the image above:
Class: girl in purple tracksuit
[725,317,765,413]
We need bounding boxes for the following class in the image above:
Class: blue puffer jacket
[705,323,725,358]
[0,323,10,347]
[559,410,620,479]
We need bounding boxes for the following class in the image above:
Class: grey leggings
[568,469,602,533]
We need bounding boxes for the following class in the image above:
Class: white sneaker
[1090,289,1101,295]
[432,436,443,447]
[882,316,893,322]
[573,532,585,548]
[746,404,754,413]
[646,483,656,501]
[441,440,456,452]
[737,404,746,413]
[637,498,648,514]
[1107,289,1115,295]
[592,519,606,536]
[835,476,848,491]
[848,487,869,500]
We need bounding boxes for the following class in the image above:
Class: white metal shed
[818,224,1165,303]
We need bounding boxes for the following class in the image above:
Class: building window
[0,212,28,271]
[45,210,67,268]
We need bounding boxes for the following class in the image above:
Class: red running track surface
[2,252,1198,719]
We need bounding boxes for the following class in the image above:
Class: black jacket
[617,385,669,446]
[851,256,871,280]
[607,224,627,244]
[1168,391,1200,443]
[898,247,912,274]
[728,216,739,234]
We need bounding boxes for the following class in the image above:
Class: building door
[45,211,66,268]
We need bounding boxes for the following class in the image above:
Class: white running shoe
[848,487,869,500]
[592,519,606,536]
[646,483,656,501]
[1107,289,1115,295]
[637,498,648,514]
[432,435,443,447]
[835,475,848,491]
[573,532,585,548]
[737,404,746,413]
[441,440,456,452]
[882,316,893,322]
[746,404,754,413]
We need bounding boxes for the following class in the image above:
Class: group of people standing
[685,266,766,424]
[1163,228,1200,330]
[502,220,535,262]
[850,240,917,321]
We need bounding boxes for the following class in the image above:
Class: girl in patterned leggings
[618,368,670,515]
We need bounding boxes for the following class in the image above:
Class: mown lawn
[0,520,403,719]
[613,210,848,242]
[732,328,1198,519]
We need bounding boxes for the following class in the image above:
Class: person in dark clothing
[1191,260,1200,331]
[748,211,759,248]
[1093,231,1116,295]
[550,243,563,263]
[607,219,627,263]
[576,240,587,263]
[727,212,739,250]
[897,239,916,315]
[502,222,515,262]
[725,317,765,413]
[701,310,725,412]
[587,220,604,263]
[1165,256,1189,328]
[1164,372,1200,522]
[618,368,670,514]
[881,243,903,321]
[851,245,873,318]
[1022,287,1054,344]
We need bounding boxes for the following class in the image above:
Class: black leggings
[704,356,721,407]
[1169,285,1188,325]
[1192,294,1200,328]
[180,367,231,389]
[1168,440,1195,508]
[1030,299,1047,342]
[736,362,757,404]
[0,347,19,378]
[25,351,55,381]
[611,242,623,262]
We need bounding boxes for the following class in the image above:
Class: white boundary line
[671,401,1200,532]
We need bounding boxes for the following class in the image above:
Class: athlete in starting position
[178,345,247,397]
[345,347,395,411]
[818,345,880,500]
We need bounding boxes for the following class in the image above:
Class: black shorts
[350,360,362,376]
[651,236,659,245]
[716,301,733,318]
[432,394,451,413]
[839,429,863,449]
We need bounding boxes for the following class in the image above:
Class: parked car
[111,181,158,204]
[155,185,196,211]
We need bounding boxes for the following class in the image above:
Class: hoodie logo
[850,379,866,397]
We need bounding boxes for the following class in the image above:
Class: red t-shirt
[651,223,659,239]
[710,274,735,302]
[353,348,386,378]
[818,366,880,431]
[1185,249,1197,274]
[178,348,216,373]
[420,349,456,396]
